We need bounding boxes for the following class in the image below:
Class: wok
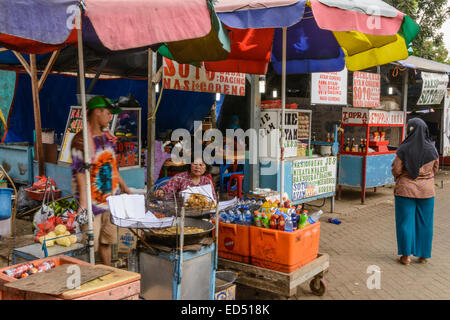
[144,217,215,247]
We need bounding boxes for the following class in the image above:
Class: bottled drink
[128,249,138,272]
[299,213,308,229]
[244,210,253,226]
[307,210,324,225]
[269,214,279,229]
[326,133,331,143]
[291,212,298,230]
[351,138,356,152]
[331,133,335,142]
[359,138,364,153]
[254,211,262,227]
[219,212,228,223]
[284,216,294,232]
[345,138,351,152]
[261,213,270,228]
[278,215,285,231]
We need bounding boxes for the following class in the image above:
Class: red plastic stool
[227,174,244,199]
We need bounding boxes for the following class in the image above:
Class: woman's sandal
[398,257,411,265]
[417,258,428,264]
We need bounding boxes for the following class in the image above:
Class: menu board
[259,110,299,159]
[311,69,348,105]
[353,71,381,108]
[292,156,337,201]
[417,72,449,106]
[113,108,141,168]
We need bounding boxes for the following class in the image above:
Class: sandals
[398,256,411,265]
[417,258,428,264]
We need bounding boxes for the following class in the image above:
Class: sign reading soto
[292,156,337,201]
[163,58,245,96]
[353,71,381,108]
[417,72,449,106]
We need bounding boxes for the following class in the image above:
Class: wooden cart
[218,253,329,297]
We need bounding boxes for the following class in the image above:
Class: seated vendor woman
[154,157,216,200]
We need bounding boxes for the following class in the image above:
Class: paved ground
[237,168,450,300]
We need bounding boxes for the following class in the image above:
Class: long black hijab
[396,117,439,180]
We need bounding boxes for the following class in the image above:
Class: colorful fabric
[395,196,434,259]
[392,156,438,199]
[160,171,216,200]
[71,131,121,215]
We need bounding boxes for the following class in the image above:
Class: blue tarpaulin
[4,73,215,144]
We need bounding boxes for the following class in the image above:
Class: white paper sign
[163,58,245,96]
[311,68,348,105]
[353,71,381,108]
[342,108,404,126]
[417,72,449,105]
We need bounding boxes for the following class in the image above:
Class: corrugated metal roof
[396,55,450,74]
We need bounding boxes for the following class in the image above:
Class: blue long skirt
[394,196,434,259]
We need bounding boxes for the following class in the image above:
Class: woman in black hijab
[392,118,439,265]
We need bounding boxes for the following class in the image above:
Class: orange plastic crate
[249,222,320,273]
[218,222,251,264]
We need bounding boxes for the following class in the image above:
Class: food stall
[338,107,405,203]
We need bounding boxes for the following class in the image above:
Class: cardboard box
[215,284,236,300]
[117,228,137,253]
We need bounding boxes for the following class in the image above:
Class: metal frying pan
[143,217,215,247]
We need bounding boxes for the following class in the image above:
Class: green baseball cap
[87,95,122,114]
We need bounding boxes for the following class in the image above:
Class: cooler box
[249,222,320,273]
[218,222,251,264]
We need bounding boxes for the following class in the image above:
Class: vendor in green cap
[71,95,131,266]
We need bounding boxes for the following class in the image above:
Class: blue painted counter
[338,153,396,188]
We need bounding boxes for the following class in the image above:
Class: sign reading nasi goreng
[292,156,337,202]
[310,68,348,105]
[163,58,245,96]
[342,107,404,126]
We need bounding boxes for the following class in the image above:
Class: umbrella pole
[76,11,95,264]
[280,27,287,203]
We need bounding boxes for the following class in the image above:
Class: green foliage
[386,0,450,63]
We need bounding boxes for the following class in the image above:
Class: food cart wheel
[309,277,328,296]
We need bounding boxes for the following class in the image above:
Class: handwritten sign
[259,110,299,158]
[163,58,245,96]
[311,68,348,105]
[342,108,404,126]
[292,156,337,201]
[114,108,141,168]
[353,71,381,108]
[417,72,448,105]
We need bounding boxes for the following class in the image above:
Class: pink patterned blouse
[159,171,216,200]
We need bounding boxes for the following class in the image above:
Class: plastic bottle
[307,210,324,225]
[269,214,279,229]
[251,198,257,204]
[291,212,298,230]
[278,215,285,231]
[220,212,228,223]
[244,210,253,226]
[284,216,294,232]
[299,213,308,229]
[261,213,270,228]
[254,211,262,227]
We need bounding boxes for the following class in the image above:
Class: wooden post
[29,54,45,176]
[146,49,156,205]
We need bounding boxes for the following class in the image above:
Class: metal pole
[249,75,260,190]
[401,69,409,139]
[76,12,95,264]
[146,49,157,208]
[280,27,287,203]
[29,54,45,176]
